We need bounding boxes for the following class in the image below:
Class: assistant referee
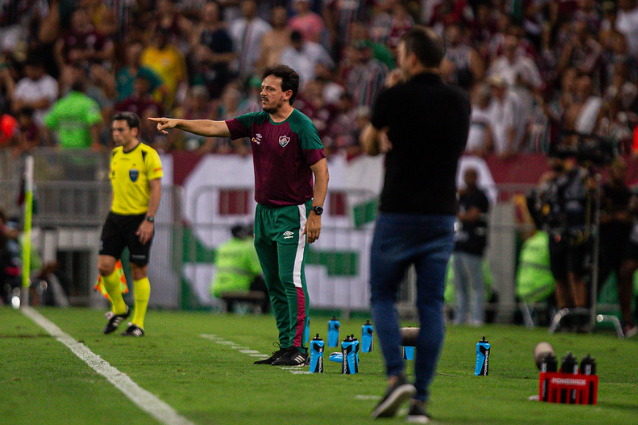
[98,112,163,337]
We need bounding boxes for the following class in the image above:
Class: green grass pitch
[1,307,637,424]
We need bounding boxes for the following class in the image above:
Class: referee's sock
[103,269,127,315]
[132,277,151,329]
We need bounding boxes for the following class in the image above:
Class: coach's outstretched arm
[149,117,231,138]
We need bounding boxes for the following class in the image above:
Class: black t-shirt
[454,188,490,255]
[371,73,470,215]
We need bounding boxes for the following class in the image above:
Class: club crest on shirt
[279,135,290,147]
[129,169,139,182]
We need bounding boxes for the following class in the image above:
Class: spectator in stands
[189,0,235,100]
[348,21,396,70]
[54,8,114,69]
[257,6,291,72]
[44,79,103,150]
[452,167,490,326]
[229,0,272,80]
[116,41,165,104]
[466,84,493,156]
[486,75,521,155]
[289,0,326,44]
[174,85,217,153]
[80,0,118,37]
[152,0,193,44]
[141,25,187,109]
[384,0,414,51]
[16,107,43,155]
[329,92,362,156]
[442,21,484,91]
[280,30,334,86]
[617,0,638,59]
[210,223,268,314]
[565,74,603,138]
[557,20,603,88]
[198,84,247,155]
[11,57,58,126]
[488,33,542,91]
[116,74,164,119]
[346,41,388,109]
[322,0,372,55]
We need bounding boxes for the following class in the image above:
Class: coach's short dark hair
[112,112,140,130]
[401,26,445,68]
[262,64,300,105]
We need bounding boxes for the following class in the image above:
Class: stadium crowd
[0,0,636,159]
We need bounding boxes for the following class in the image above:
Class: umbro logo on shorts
[283,231,294,239]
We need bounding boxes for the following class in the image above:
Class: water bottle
[352,335,360,368]
[402,346,415,360]
[341,335,358,374]
[328,316,340,347]
[329,351,343,363]
[540,352,558,402]
[560,352,578,404]
[361,320,374,353]
[309,334,324,373]
[475,336,490,376]
[304,317,311,346]
[579,355,597,404]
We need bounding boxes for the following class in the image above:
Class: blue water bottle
[352,335,360,368]
[341,335,358,374]
[475,336,490,376]
[328,316,340,347]
[309,334,324,373]
[361,320,374,353]
[304,317,311,346]
[403,346,415,360]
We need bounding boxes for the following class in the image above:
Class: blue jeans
[370,213,455,402]
[452,252,485,325]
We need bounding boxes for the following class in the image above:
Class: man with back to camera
[99,112,163,337]
[361,26,470,422]
[150,64,329,366]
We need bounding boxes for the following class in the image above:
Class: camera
[549,133,617,166]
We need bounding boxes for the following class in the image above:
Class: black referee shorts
[99,212,153,266]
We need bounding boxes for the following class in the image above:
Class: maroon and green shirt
[226,110,325,207]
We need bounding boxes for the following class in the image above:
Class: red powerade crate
[539,372,598,405]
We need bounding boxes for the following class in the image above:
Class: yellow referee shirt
[110,143,163,215]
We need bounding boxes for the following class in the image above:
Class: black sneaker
[406,401,431,423]
[371,374,416,419]
[103,306,130,334]
[254,343,288,365]
[271,347,308,366]
[121,323,145,337]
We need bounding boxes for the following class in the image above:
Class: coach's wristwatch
[145,216,155,224]
[311,206,323,215]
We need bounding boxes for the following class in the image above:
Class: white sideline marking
[199,334,312,375]
[22,307,196,425]
[355,395,382,400]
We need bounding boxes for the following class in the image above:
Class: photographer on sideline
[539,154,595,331]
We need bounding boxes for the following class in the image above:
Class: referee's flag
[94,261,129,300]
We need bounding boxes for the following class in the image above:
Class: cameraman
[539,154,595,330]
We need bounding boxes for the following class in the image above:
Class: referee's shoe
[103,306,130,334]
[122,323,145,337]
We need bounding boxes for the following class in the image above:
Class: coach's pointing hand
[148,117,178,134]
